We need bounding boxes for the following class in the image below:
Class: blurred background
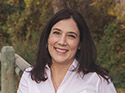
[0,0,125,92]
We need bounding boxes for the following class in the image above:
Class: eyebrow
[52,28,61,31]
[52,28,78,36]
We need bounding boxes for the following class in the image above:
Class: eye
[68,34,76,39]
[52,31,60,35]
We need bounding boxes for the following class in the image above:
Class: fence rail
[0,46,31,93]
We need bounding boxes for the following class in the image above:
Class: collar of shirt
[45,58,79,71]
[44,59,79,82]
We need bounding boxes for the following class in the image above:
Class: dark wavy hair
[30,8,109,83]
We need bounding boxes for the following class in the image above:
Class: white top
[17,59,117,93]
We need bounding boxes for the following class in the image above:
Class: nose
[58,35,67,46]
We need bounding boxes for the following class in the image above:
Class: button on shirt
[17,59,117,93]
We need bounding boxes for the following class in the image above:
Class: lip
[54,47,68,54]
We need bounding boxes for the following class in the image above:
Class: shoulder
[84,72,101,80]
[78,72,106,87]
[83,72,110,85]
[17,67,36,93]
[84,72,116,93]
[19,67,34,86]
[20,67,33,80]
[23,67,33,75]
[25,67,33,71]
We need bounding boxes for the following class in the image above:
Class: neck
[51,61,73,75]
[50,60,74,92]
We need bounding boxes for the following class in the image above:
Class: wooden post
[1,46,15,93]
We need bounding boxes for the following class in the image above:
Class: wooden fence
[0,46,31,93]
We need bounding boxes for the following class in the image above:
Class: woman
[17,9,116,93]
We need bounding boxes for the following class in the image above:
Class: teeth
[56,48,67,53]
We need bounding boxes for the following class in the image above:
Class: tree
[51,0,65,13]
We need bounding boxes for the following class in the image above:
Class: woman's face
[48,18,80,65]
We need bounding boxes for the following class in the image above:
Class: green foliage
[0,0,53,63]
[3,0,53,64]
[76,0,116,42]
[97,21,125,89]
[0,2,22,15]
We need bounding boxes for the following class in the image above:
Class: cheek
[48,36,57,45]
[68,41,79,50]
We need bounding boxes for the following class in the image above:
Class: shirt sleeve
[17,71,29,93]
[97,79,117,93]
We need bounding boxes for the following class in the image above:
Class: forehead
[51,18,79,34]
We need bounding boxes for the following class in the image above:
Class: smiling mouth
[54,47,68,53]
